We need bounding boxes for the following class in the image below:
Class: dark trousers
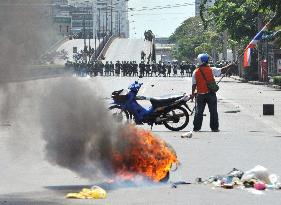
[193,92,219,131]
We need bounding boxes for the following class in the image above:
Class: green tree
[170,17,221,61]
[205,0,280,46]
[194,43,212,56]
[210,0,259,43]
[170,17,204,41]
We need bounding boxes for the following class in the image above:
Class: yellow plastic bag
[66,186,107,199]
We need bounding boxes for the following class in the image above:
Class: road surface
[1,71,281,204]
[104,38,146,63]
[55,39,100,64]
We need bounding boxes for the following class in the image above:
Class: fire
[111,125,178,182]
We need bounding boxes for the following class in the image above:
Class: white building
[195,0,216,17]
[68,0,129,38]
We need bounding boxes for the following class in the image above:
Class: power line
[130,2,194,12]
[131,12,187,16]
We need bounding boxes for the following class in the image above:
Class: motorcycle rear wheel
[109,105,130,124]
[163,106,189,131]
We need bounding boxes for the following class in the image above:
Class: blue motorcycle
[109,81,192,131]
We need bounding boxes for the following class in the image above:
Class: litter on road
[198,165,281,193]
[181,131,193,138]
[170,181,191,188]
[65,186,107,199]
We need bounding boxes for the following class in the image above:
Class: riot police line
[65,60,199,77]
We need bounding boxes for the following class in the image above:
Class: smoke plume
[0,0,59,119]
[40,78,177,181]
[0,0,58,82]
[40,78,121,179]
[0,1,176,182]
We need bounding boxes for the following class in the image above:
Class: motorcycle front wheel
[163,106,189,131]
[109,105,130,124]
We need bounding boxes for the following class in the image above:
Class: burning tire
[163,107,189,131]
[160,171,170,183]
[109,105,130,124]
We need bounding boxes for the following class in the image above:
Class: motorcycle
[109,81,192,131]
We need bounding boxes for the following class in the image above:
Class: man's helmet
[197,53,209,66]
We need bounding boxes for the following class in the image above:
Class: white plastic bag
[241,165,270,184]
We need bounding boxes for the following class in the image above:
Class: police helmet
[197,53,209,66]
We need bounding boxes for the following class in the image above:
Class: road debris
[171,181,191,188]
[224,110,241,113]
[198,165,281,193]
[65,186,107,199]
[181,131,193,138]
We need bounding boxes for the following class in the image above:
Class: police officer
[133,61,138,76]
[180,61,185,77]
[145,62,151,77]
[110,61,115,76]
[167,61,172,77]
[173,61,178,76]
[99,61,104,76]
[151,61,157,76]
[122,61,126,76]
[157,61,162,77]
[104,61,110,76]
[139,60,145,77]
[115,60,120,76]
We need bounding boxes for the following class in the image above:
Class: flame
[111,125,178,182]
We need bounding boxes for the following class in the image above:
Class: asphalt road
[0,72,281,204]
[55,39,101,64]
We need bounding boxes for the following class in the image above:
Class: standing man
[139,60,145,77]
[190,53,233,132]
[115,60,121,76]
[145,62,151,77]
[104,61,110,76]
[151,61,157,76]
[110,61,115,76]
[167,61,172,77]
[180,61,185,77]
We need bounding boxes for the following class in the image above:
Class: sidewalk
[230,75,281,89]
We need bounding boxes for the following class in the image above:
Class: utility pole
[118,11,121,37]
[110,0,113,35]
[257,14,263,81]
[95,33,97,59]
[83,15,87,52]
[115,12,118,35]
[102,13,105,36]
[98,8,101,40]
[88,4,91,57]
[105,4,108,36]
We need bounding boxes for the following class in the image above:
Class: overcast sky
[128,0,195,39]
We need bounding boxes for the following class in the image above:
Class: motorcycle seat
[150,95,183,108]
